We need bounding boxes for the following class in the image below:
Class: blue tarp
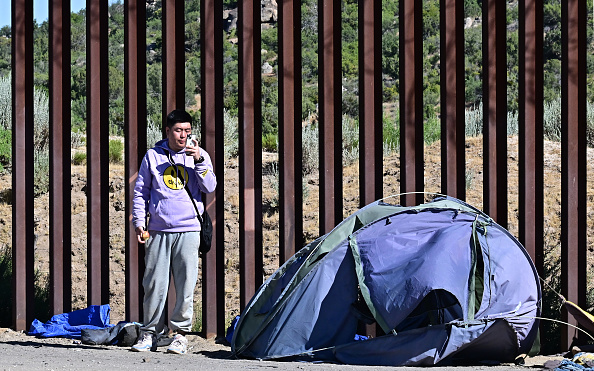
[28,304,113,339]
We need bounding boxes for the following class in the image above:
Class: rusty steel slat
[163,0,185,118]
[399,0,423,207]
[12,0,35,331]
[518,0,544,274]
[358,0,382,343]
[359,0,383,207]
[482,0,508,227]
[238,0,263,310]
[162,0,185,320]
[319,0,343,234]
[124,0,147,322]
[49,0,72,315]
[201,0,225,338]
[86,0,110,306]
[440,0,465,200]
[278,0,303,263]
[560,0,587,349]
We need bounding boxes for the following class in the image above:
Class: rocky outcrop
[223,1,278,32]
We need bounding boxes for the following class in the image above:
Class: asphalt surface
[0,332,561,371]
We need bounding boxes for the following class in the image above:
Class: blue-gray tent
[231,196,541,366]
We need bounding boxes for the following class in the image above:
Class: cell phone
[186,134,197,148]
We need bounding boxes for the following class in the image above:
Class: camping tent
[231,196,541,366]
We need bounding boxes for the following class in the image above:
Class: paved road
[0,329,560,371]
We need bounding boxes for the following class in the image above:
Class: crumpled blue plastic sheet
[554,352,594,371]
[28,304,113,339]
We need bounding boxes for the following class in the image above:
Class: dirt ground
[0,135,594,366]
[0,326,567,370]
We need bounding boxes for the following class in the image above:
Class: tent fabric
[231,196,541,366]
[28,304,113,339]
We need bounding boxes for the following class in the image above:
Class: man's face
[166,122,192,152]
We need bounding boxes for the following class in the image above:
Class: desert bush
[223,109,239,160]
[262,133,278,152]
[424,114,441,144]
[0,74,10,130]
[464,101,519,138]
[33,87,50,153]
[268,161,280,209]
[383,114,400,155]
[267,160,312,209]
[342,115,359,167]
[0,73,53,193]
[0,128,10,171]
[301,115,362,174]
[34,151,50,196]
[72,151,87,165]
[108,139,124,164]
[71,131,85,149]
[0,245,51,327]
[507,110,519,135]
[301,123,318,175]
[0,245,10,326]
[465,102,483,137]
[192,301,203,333]
[147,118,162,151]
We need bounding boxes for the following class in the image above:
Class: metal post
[11,0,35,331]
[201,0,225,339]
[440,0,465,200]
[238,0,263,310]
[359,0,383,207]
[86,0,110,306]
[124,0,147,322]
[49,0,72,316]
[319,0,343,234]
[278,0,303,263]
[482,0,508,227]
[399,0,424,206]
[518,0,544,274]
[561,0,587,349]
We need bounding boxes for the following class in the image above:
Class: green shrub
[424,115,440,145]
[383,113,400,155]
[0,127,11,171]
[301,123,319,175]
[262,133,278,152]
[34,151,50,196]
[223,109,239,160]
[465,102,483,137]
[71,130,85,149]
[342,115,359,167]
[0,245,11,327]
[108,139,124,164]
[147,118,163,151]
[72,151,87,165]
[0,245,51,327]
[192,301,202,333]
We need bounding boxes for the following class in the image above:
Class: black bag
[197,210,212,254]
[166,151,213,255]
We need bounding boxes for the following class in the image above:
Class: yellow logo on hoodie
[163,165,188,190]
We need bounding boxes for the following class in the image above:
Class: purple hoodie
[132,139,217,232]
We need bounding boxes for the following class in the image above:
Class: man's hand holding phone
[185,134,203,163]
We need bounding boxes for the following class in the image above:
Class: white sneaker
[130,331,155,352]
[166,333,188,354]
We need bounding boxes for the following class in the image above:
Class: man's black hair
[166,109,192,129]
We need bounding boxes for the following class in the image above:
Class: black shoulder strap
[166,151,204,225]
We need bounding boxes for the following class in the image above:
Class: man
[130,109,216,354]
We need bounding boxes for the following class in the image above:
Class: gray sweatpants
[141,231,200,334]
